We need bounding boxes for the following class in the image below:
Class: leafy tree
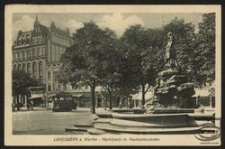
[121,25,164,106]
[192,13,215,87]
[12,70,40,103]
[58,22,118,113]
[97,37,122,109]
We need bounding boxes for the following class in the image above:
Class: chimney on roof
[36,13,38,23]
[51,22,56,30]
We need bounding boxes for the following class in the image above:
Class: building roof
[13,16,69,48]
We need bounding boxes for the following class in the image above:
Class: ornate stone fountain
[144,31,195,113]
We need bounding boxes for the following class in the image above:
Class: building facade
[12,15,74,93]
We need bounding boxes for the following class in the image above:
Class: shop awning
[47,94,56,99]
[72,92,91,98]
[192,89,210,97]
[28,94,44,100]
[72,93,84,98]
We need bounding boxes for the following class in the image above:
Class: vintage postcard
[5,5,221,146]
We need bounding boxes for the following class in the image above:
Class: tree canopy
[192,13,215,87]
[58,22,122,112]
[57,13,215,109]
[121,25,165,105]
[12,70,41,97]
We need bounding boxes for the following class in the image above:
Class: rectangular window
[51,44,56,62]
[48,85,51,91]
[42,47,45,56]
[59,47,63,60]
[38,35,42,44]
[33,48,37,58]
[18,52,21,60]
[15,53,18,60]
[22,52,24,60]
[27,51,31,59]
[63,85,66,90]
[55,45,59,62]
[24,51,27,59]
[39,76,43,83]
[38,47,42,56]
[48,72,51,79]
[53,72,57,81]
[53,83,55,91]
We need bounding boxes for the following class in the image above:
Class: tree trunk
[90,80,96,114]
[109,92,112,110]
[141,84,145,107]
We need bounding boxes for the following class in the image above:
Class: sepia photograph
[5,5,221,146]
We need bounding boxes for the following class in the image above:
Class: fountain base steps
[65,127,89,132]
[93,122,201,134]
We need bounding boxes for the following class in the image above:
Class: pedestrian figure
[30,100,34,110]
[12,103,15,111]
[16,103,20,111]
[27,102,30,111]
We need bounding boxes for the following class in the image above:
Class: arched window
[39,61,43,82]
[18,64,21,70]
[27,63,31,74]
[22,63,26,72]
[13,64,17,70]
[33,48,36,58]
[33,62,37,78]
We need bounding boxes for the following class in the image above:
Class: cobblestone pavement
[12,108,101,135]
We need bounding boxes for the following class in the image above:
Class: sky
[12,13,204,39]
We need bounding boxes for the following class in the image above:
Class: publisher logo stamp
[195,123,220,141]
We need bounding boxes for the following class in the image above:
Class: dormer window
[22,39,25,45]
[17,40,21,46]
[26,38,29,44]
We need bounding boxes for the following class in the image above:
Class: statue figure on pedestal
[165,32,178,68]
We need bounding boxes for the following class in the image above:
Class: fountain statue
[145,32,195,113]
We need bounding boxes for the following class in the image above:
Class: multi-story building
[12,15,122,109]
[12,15,74,93]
